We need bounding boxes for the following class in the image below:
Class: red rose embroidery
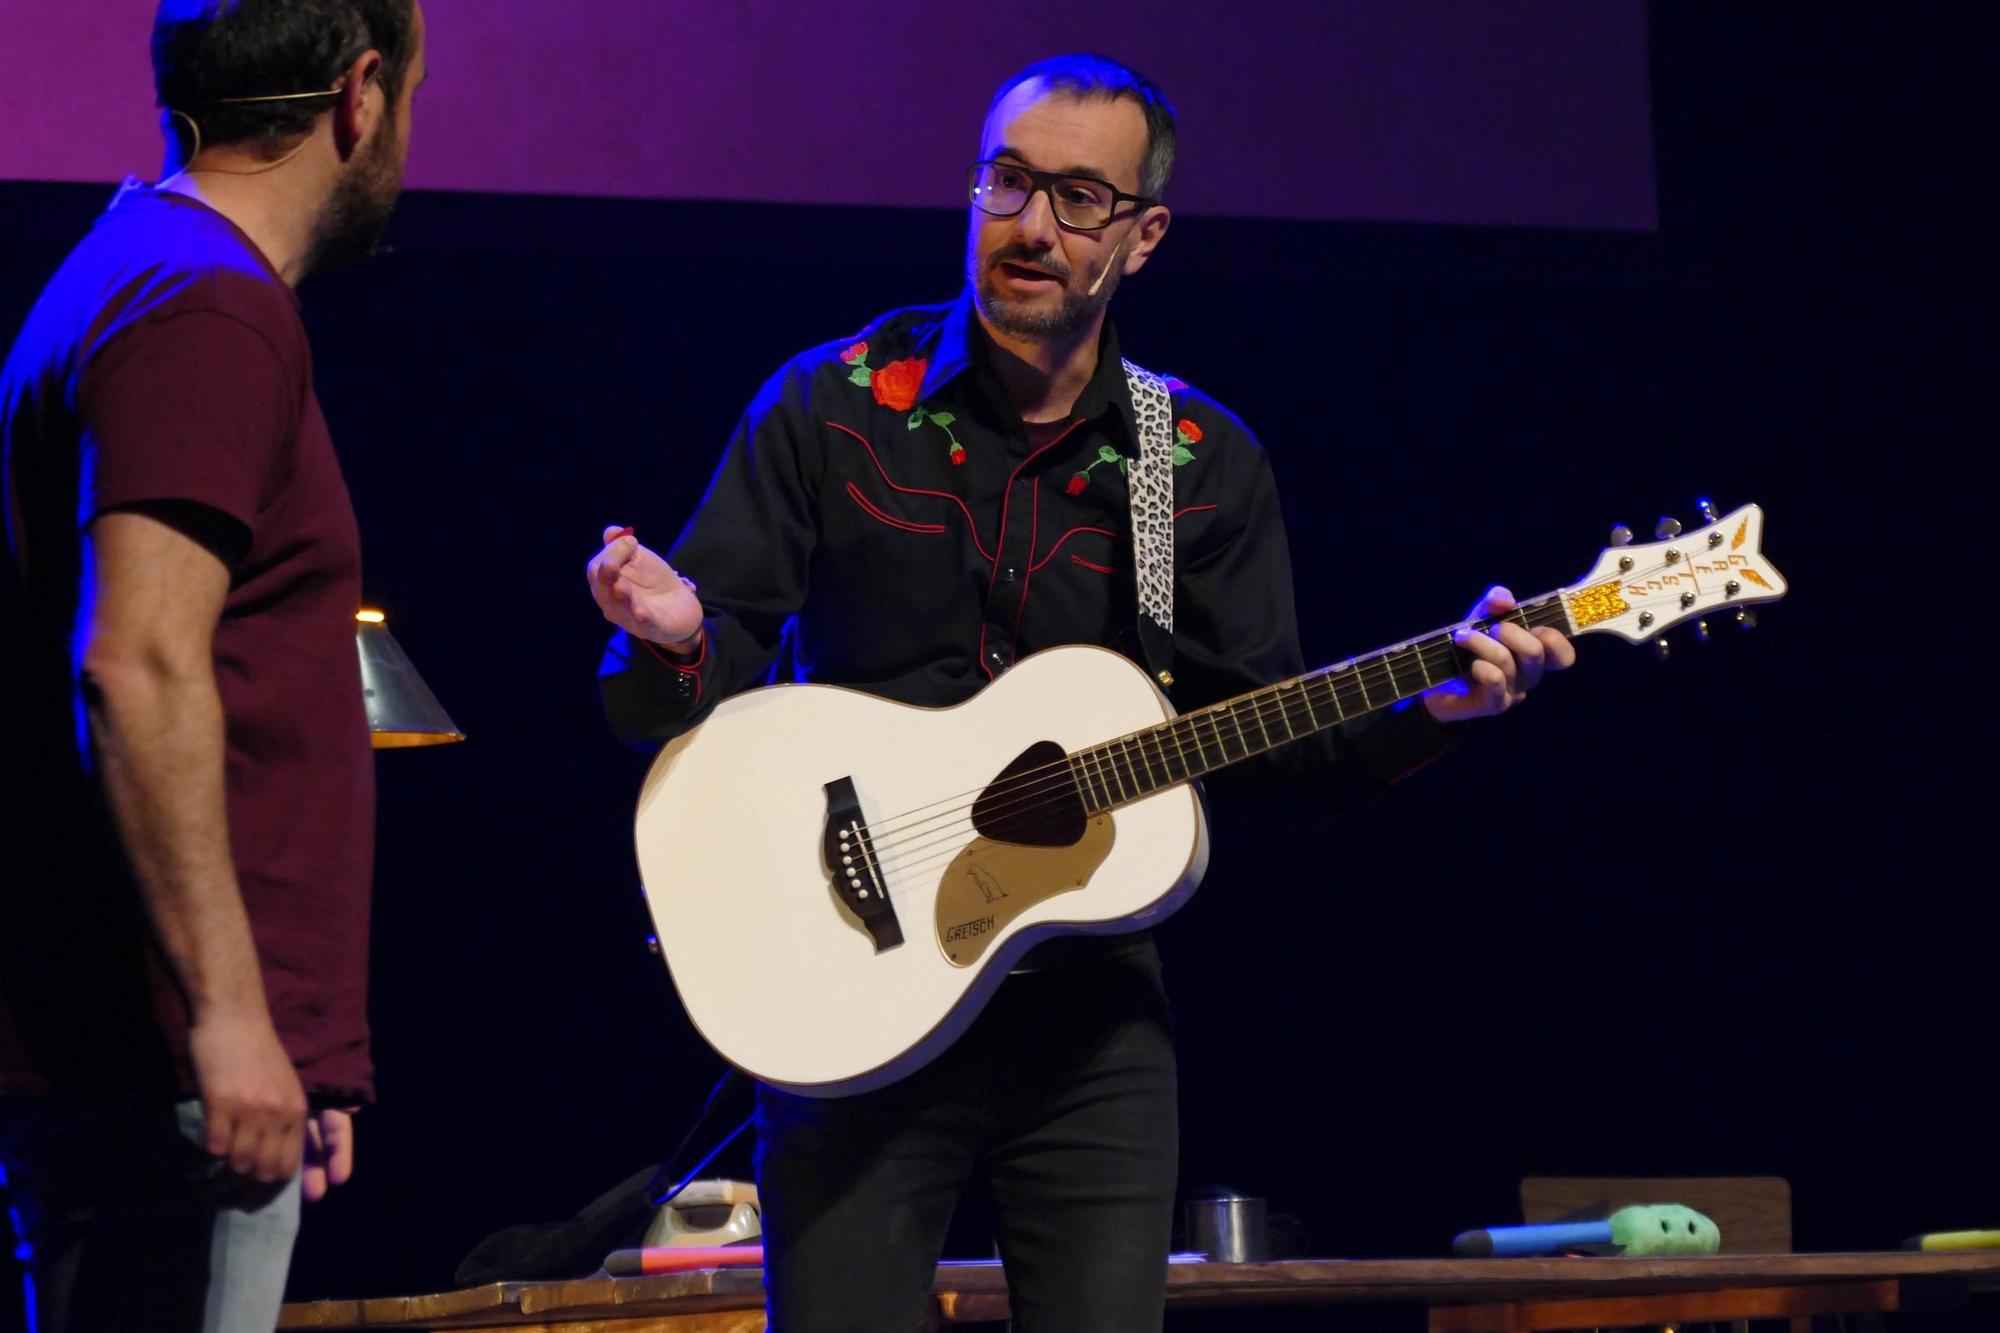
[1177,418,1203,443]
[1065,474,1089,496]
[949,445,966,466]
[840,341,869,365]
[872,357,927,412]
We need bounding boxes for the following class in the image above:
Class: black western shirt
[600,289,1447,809]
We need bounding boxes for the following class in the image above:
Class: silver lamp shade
[355,610,465,748]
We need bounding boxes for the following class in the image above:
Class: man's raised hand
[587,526,705,651]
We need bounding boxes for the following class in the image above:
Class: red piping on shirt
[1029,524,1118,573]
[845,482,946,534]
[1026,505,1218,575]
[1070,555,1115,574]
[1011,474,1043,653]
[827,421,991,561]
[639,631,706,707]
[978,418,1088,678]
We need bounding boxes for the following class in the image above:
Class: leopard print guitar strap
[1121,359,1176,657]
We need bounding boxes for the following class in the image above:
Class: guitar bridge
[823,776,902,952]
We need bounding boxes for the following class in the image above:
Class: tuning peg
[1737,609,1758,631]
[1697,497,1720,524]
[1654,515,1683,540]
[1651,637,1671,661]
[1695,619,1712,643]
[1609,524,1633,547]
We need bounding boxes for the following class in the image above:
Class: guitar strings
[863,641,1454,877]
[857,592,1575,868]
[854,596,1582,888]
[856,595,1631,903]
[852,552,1747,908]
[858,646,1459,883]
[858,596,1576,880]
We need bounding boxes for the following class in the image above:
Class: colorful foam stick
[602,1245,764,1276]
[1453,1204,1721,1258]
[1903,1230,2000,1252]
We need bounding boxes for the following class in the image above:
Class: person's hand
[586,526,705,651]
[1422,585,1576,723]
[189,1005,308,1186]
[303,1108,356,1202]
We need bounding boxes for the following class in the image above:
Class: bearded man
[0,3,427,1329]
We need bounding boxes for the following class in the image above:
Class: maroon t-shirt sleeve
[76,297,299,546]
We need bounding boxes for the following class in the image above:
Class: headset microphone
[1087,235,1127,297]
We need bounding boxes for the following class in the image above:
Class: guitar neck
[1067,591,1573,814]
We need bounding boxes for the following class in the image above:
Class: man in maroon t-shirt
[0,4,426,1329]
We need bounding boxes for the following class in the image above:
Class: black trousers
[755,941,1178,1333]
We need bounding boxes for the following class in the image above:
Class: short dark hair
[988,54,1178,200]
[153,0,417,155]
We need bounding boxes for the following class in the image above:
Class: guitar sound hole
[970,740,1087,847]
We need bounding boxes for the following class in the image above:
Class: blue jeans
[0,1096,300,1333]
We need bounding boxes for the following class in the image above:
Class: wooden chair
[1430,1176,1821,1330]
[1520,1175,1795,1255]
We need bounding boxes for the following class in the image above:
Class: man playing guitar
[588,53,1570,1332]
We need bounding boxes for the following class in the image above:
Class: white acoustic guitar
[634,503,1786,1097]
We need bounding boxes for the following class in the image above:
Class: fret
[1294,680,1319,730]
[1128,733,1159,793]
[1336,666,1373,720]
[1377,652,1407,699]
[1083,746,1113,812]
[1194,708,1227,768]
[1101,743,1131,805]
[1248,685,1275,750]
[1415,641,1435,689]
[1228,697,1261,759]
[1182,715,1213,771]
[1272,688,1297,741]
[1163,717,1193,779]
[1318,670,1348,723]
[1351,661,1371,710]
[1065,754,1099,816]
[1385,647,1427,700]
[1219,703,1249,763]
[1144,726,1179,787]
[1314,670,1346,723]
[1133,734,1158,795]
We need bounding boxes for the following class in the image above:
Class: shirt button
[1002,566,1018,584]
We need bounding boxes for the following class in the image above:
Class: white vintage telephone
[642,1178,761,1248]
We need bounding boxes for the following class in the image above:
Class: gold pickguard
[934,815,1116,967]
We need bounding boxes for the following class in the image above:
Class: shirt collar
[921,288,1140,454]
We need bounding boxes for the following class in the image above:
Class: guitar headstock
[1562,501,1786,644]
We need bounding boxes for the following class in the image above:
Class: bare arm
[80,508,305,1185]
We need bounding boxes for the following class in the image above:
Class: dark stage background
[1,5,1991,1323]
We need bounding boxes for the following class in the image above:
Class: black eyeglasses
[967,160,1156,232]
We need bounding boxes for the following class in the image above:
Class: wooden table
[280,1250,2000,1331]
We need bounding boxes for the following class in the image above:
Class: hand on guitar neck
[587,526,706,657]
[1421,585,1577,723]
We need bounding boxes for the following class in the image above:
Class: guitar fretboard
[1066,592,1572,814]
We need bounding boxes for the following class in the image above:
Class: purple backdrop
[4,1,1655,227]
